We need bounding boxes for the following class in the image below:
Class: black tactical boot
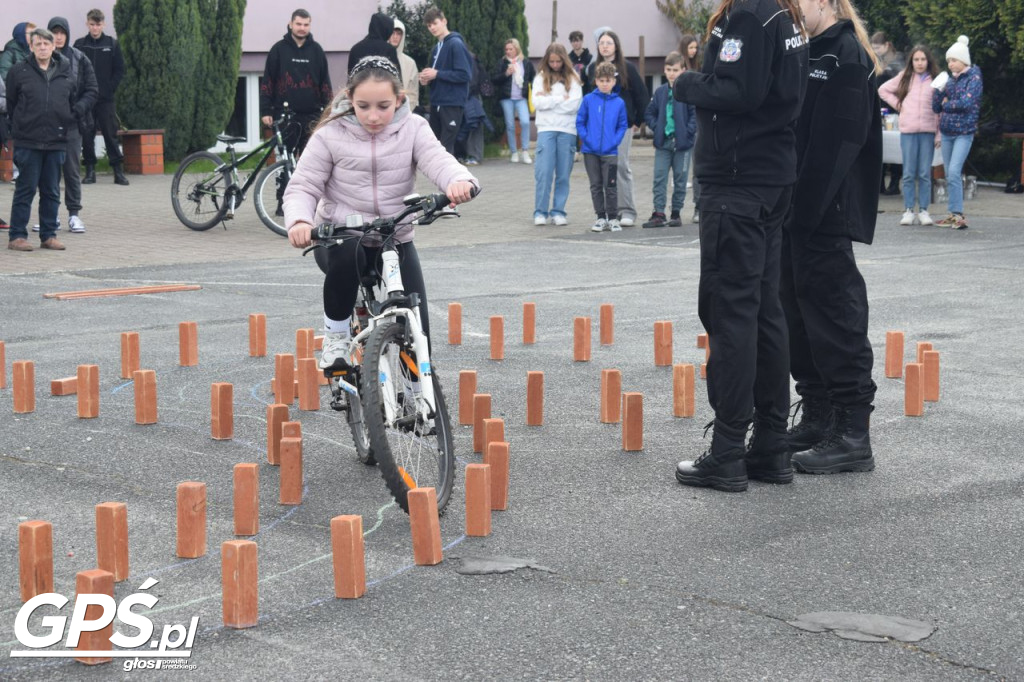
[82,165,96,184]
[787,397,833,452]
[792,404,874,474]
[113,163,130,186]
[676,420,748,492]
[745,416,793,484]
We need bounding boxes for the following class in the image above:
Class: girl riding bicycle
[284,56,479,367]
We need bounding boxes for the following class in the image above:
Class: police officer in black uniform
[780,0,882,474]
[673,0,808,492]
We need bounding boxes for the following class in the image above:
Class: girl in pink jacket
[878,46,941,226]
[285,57,479,367]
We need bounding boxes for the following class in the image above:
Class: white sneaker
[917,210,933,226]
[619,215,634,227]
[68,216,86,233]
[319,332,354,369]
[534,215,548,226]
[32,218,60,233]
[608,218,622,232]
[590,218,608,232]
[899,210,915,226]
[521,151,532,164]
[552,215,568,226]
[509,152,520,163]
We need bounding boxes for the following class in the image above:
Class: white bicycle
[306,192,470,513]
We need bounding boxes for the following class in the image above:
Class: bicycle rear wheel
[362,320,455,514]
[253,160,292,237]
[171,151,230,230]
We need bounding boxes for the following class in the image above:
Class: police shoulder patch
[720,37,743,63]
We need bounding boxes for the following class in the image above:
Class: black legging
[324,239,430,342]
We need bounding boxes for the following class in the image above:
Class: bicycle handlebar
[309,188,479,243]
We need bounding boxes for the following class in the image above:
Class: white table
[882,130,942,166]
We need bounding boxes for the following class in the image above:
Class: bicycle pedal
[329,398,348,412]
[323,361,353,376]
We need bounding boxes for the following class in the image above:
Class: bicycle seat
[216,134,247,144]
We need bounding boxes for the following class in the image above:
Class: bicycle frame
[216,118,295,215]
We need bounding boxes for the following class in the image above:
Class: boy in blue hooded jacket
[576,62,628,232]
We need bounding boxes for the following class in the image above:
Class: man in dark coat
[347,13,400,75]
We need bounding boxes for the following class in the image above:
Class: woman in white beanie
[931,35,983,229]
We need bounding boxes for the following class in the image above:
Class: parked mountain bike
[306,191,471,514]
[171,105,298,235]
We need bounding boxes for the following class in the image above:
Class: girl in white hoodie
[531,43,583,226]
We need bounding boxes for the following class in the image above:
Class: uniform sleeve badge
[719,38,743,63]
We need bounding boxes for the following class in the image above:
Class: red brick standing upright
[574,316,592,361]
[923,350,940,402]
[885,330,904,378]
[465,464,492,537]
[458,370,477,425]
[19,520,53,602]
[234,463,259,536]
[176,482,207,558]
[179,321,198,367]
[266,403,289,465]
[249,314,267,357]
[697,332,708,349]
[408,487,443,565]
[916,341,933,364]
[599,303,614,345]
[296,328,315,361]
[120,331,140,379]
[331,515,366,599]
[654,321,673,366]
[13,360,35,413]
[490,316,505,360]
[448,302,462,344]
[482,417,505,459]
[905,363,924,416]
[222,540,258,628]
[600,369,622,423]
[522,302,537,344]
[95,502,129,581]
[484,441,510,510]
[526,371,544,425]
[77,364,99,419]
[274,353,296,406]
[211,382,234,439]
[279,436,303,505]
[297,357,320,411]
[673,364,696,418]
[73,569,114,665]
[472,393,492,453]
[622,392,644,451]
[133,369,158,424]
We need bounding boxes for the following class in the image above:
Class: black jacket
[48,17,99,135]
[584,60,649,127]
[569,47,592,82]
[491,57,536,101]
[789,20,881,244]
[72,32,124,101]
[6,54,77,150]
[674,0,808,186]
[259,32,333,118]
[347,13,400,75]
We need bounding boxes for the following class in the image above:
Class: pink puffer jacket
[284,104,478,243]
[878,73,940,136]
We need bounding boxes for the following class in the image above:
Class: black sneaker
[667,211,682,227]
[642,212,666,228]
[745,418,793,483]
[792,405,874,474]
[676,421,748,492]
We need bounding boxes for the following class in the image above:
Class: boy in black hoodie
[347,13,400,75]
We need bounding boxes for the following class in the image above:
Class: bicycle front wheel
[253,159,292,237]
[362,320,455,514]
[171,151,230,231]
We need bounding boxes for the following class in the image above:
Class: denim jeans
[500,98,531,153]
[653,146,691,214]
[899,132,934,211]
[10,147,66,242]
[940,133,974,214]
[534,131,577,218]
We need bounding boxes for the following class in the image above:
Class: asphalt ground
[1,147,1023,680]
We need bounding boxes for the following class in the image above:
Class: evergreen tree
[115,0,203,159]
[655,0,714,39]
[191,0,247,152]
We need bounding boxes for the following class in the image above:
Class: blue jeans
[940,133,974,214]
[10,147,66,242]
[534,131,576,218]
[653,146,691,214]
[899,132,934,211]
[500,98,531,153]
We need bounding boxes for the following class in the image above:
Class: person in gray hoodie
[388,18,420,111]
